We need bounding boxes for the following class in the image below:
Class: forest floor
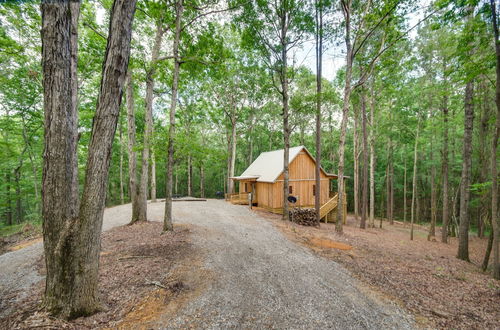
[256,210,500,329]
[0,222,42,256]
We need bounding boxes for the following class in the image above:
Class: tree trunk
[126,72,139,218]
[163,0,183,232]
[281,9,290,222]
[360,89,368,229]
[119,114,124,205]
[151,149,157,202]
[41,0,136,318]
[314,0,323,224]
[429,133,437,240]
[403,155,407,223]
[187,155,192,196]
[134,21,164,223]
[410,119,420,240]
[369,82,376,228]
[353,103,359,222]
[200,165,205,198]
[441,89,450,243]
[5,172,12,226]
[457,80,474,262]
[14,166,22,224]
[336,0,353,233]
[489,0,500,279]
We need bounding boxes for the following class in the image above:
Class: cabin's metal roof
[232,146,338,183]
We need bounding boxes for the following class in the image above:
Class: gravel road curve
[1,199,414,329]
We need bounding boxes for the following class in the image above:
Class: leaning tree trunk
[42,0,136,318]
[163,0,183,232]
[457,80,474,262]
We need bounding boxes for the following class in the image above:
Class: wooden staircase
[319,193,338,219]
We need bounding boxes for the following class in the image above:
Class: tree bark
[489,0,500,280]
[42,0,136,318]
[151,149,157,202]
[281,4,290,221]
[403,155,407,223]
[360,89,368,229]
[353,103,359,222]
[187,155,192,196]
[429,132,437,239]
[134,21,164,222]
[457,80,474,262]
[126,72,139,218]
[200,165,205,198]
[119,113,124,205]
[410,118,420,240]
[314,0,323,224]
[441,86,450,243]
[336,0,353,233]
[369,82,376,228]
[163,0,183,232]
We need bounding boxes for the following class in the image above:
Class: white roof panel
[239,146,304,183]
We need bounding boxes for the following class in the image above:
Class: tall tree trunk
[200,164,205,198]
[410,119,420,240]
[388,139,394,225]
[163,0,183,232]
[457,80,474,261]
[151,149,157,202]
[403,155,407,223]
[187,155,192,196]
[5,172,12,226]
[336,0,353,233]
[41,0,136,318]
[119,114,124,205]
[134,21,164,223]
[281,7,290,221]
[314,0,323,224]
[360,89,368,229]
[126,72,139,218]
[353,103,359,222]
[489,0,500,280]
[441,88,450,242]
[429,133,437,239]
[369,82,376,228]
[14,166,22,224]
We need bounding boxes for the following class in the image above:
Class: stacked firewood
[290,208,319,226]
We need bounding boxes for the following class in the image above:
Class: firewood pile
[290,208,319,226]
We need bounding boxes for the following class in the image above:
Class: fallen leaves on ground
[0,221,198,329]
[258,210,500,330]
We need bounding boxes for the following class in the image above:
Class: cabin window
[313,184,315,196]
[244,183,248,192]
[289,185,293,194]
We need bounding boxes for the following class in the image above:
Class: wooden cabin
[228,146,346,222]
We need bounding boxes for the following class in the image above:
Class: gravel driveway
[1,199,414,329]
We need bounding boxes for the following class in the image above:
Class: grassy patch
[0,221,42,238]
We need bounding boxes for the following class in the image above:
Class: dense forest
[0,0,499,318]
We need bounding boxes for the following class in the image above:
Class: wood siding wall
[255,152,331,209]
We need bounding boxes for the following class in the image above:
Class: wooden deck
[225,192,251,205]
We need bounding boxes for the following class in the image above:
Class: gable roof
[231,146,337,183]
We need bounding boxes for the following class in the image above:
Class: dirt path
[1,200,415,328]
